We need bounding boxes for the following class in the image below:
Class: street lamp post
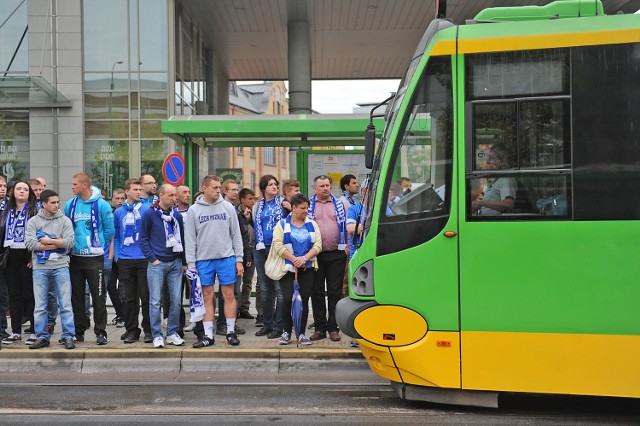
[108,60,124,136]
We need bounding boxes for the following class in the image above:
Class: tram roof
[162,114,386,148]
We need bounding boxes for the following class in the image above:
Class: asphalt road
[1,377,639,424]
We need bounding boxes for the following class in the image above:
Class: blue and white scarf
[69,196,103,255]
[254,195,283,250]
[122,201,143,246]
[308,194,347,250]
[4,203,29,248]
[154,207,183,252]
[0,198,6,212]
[281,216,316,273]
[186,269,205,323]
[341,190,355,207]
[35,231,66,264]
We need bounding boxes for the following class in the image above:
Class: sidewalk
[0,301,368,375]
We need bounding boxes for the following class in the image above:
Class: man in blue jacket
[64,172,114,345]
[113,178,153,344]
[139,184,186,348]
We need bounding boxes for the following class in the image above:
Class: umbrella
[291,269,303,345]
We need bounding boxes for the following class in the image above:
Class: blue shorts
[196,257,237,286]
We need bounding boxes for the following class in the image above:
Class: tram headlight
[352,260,374,296]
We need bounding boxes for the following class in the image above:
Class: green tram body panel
[350,9,640,337]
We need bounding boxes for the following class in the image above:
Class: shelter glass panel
[0,1,28,74]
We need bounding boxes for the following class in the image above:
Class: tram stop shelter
[161,114,385,191]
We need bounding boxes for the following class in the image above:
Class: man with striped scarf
[307,175,347,342]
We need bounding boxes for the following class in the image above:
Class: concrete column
[287,0,311,114]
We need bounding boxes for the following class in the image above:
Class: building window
[264,147,275,165]
[250,147,256,158]
[237,146,243,155]
[85,140,129,196]
[280,147,287,167]
[0,1,28,75]
[0,110,30,181]
[250,172,256,191]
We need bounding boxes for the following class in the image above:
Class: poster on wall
[306,152,368,198]
[215,168,243,187]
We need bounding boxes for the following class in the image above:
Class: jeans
[33,268,75,340]
[253,247,282,332]
[147,258,183,338]
[47,284,58,327]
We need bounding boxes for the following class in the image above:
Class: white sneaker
[279,331,290,345]
[166,334,185,346]
[25,334,36,345]
[153,336,164,348]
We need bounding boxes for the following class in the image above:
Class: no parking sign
[162,153,186,186]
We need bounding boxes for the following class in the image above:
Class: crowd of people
[0,170,367,349]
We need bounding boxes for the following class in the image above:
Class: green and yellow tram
[337,0,640,407]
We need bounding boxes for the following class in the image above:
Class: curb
[0,348,369,374]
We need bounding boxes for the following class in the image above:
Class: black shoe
[29,338,50,349]
[267,329,281,339]
[64,337,75,350]
[255,314,264,327]
[226,332,240,346]
[123,332,140,344]
[255,326,270,336]
[193,336,214,348]
[215,327,227,336]
[120,332,128,340]
[75,334,85,342]
[238,311,254,319]
[143,333,153,343]
[96,334,107,345]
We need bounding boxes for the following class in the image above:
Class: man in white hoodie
[185,175,244,347]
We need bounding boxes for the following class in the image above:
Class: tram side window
[465,49,571,221]
[571,43,640,220]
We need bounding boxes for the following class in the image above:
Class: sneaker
[96,334,107,345]
[115,318,125,328]
[267,329,281,339]
[2,333,20,344]
[75,334,85,342]
[153,336,164,348]
[25,334,37,345]
[235,325,246,335]
[255,326,270,337]
[143,333,153,343]
[123,332,140,344]
[226,332,240,346]
[279,332,290,345]
[255,314,264,327]
[298,334,312,346]
[193,336,214,348]
[215,327,227,336]
[64,337,75,350]
[29,338,49,349]
[238,311,254,319]
[166,334,185,346]
[350,340,359,348]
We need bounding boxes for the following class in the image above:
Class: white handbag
[264,246,287,280]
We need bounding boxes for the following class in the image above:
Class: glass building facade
[0,1,30,182]
[83,0,171,196]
